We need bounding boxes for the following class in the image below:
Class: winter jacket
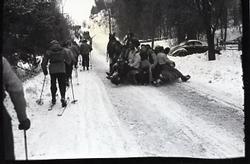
[2,57,28,122]
[107,39,117,59]
[157,52,174,66]
[64,48,76,65]
[42,43,70,74]
[80,43,92,56]
[128,49,141,69]
[70,44,80,63]
[147,49,157,68]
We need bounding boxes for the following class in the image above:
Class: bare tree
[193,0,226,60]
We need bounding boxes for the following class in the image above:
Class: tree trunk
[206,27,216,61]
[108,9,112,34]
[223,8,228,42]
[220,22,224,40]
[151,29,155,48]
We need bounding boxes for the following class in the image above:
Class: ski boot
[52,98,56,105]
[181,75,191,82]
[61,98,67,107]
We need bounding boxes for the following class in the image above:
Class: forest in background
[91,0,242,60]
[2,0,73,67]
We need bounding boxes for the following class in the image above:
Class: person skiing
[41,40,70,107]
[62,40,77,87]
[79,39,92,71]
[70,40,80,69]
[2,56,31,160]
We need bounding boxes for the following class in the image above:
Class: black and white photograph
[1,0,247,161]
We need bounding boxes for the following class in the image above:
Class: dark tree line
[92,0,242,60]
[2,0,72,66]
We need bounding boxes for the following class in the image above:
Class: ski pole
[24,130,28,160]
[36,75,46,105]
[70,78,78,104]
[90,52,93,70]
[75,67,79,85]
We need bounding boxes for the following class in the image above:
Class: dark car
[169,40,220,56]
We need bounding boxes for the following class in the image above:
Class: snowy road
[6,33,244,160]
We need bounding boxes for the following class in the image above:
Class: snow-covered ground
[3,15,244,160]
[144,39,244,109]
[170,51,243,109]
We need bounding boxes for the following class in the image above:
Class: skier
[62,40,77,87]
[70,40,80,69]
[2,56,31,160]
[79,39,92,71]
[41,40,70,107]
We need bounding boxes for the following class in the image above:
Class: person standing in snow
[41,40,70,107]
[79,39,92,71]
[107,33,118,72]
[2,56,31,160]
[62,40,77,87]
[70,41,80,69]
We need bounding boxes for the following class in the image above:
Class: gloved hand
[44,69,48,76]
[18,118,31,130]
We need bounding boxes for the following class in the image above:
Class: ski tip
[71,100,78,104]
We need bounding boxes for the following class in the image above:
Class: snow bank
[169,50,244,109]
[142,38,243,109]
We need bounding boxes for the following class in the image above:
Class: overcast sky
[62,0,95,25]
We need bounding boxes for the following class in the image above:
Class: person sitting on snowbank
[153,46,191,86]
[127,40,141,84]
[2,56,31,160]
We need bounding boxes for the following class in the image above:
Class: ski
[57,97,70,116]
[48,103,55,111]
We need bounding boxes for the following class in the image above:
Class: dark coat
[42,43,69,74]
[80,42,92,56]
[70,44,80,63]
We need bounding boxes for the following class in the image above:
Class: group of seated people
[106,33,191,86]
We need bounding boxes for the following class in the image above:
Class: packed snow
[3,13,244,160]
[143,39,244,110]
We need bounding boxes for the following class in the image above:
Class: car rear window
[187,41,202,46]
